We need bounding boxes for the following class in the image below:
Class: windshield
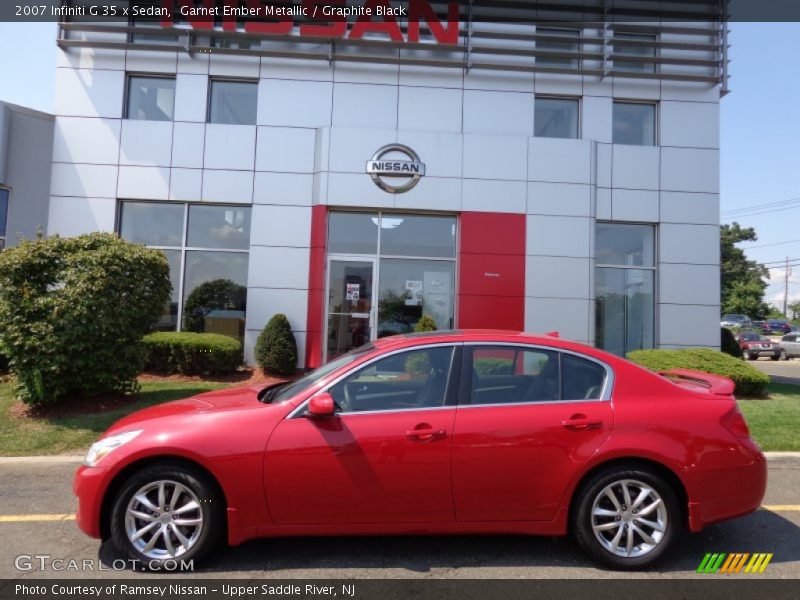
[740,333,764,341]
[722,315,745,322]
[263,344,375,404]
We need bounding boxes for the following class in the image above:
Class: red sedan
[73,330,766,570]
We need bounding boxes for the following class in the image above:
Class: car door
[787,335,798,357]
[451,345,613,522]
[264,344,460,525]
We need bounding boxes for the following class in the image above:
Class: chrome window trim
[286,342,461,419]
[463,342,615,405]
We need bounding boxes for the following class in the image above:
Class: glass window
[613,102,656,146]
[328,346,455,412]
[187,205,251,250]
[126,76,175,121]
[536,28,580,69]
[0,188,8,249]
[119,202,184,247]
[596,223,655,267]
[378,259,456,336]
[379,214,457,258]
[470,346,560,404]
[182,251,249,334]
[614,32,657,73]
[208,80,258,125]
[561,354,607,400]
[535,97,579,139]
[327,212,379,255]
[596,268,655,356]
[119,201,251,343]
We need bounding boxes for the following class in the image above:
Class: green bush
[414,315,437,333]
[627,348,769,397]
[183,279,247,333]
[721,327,741,358]
[0,233,171,406]
[255,314,298,376]
[142,332,242,376]
[474,357,514,376]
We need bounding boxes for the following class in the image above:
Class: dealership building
[43,1,726,368]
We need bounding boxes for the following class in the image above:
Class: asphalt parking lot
[752,357,800,385]
[0,456,797,580]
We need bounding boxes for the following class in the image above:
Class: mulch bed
[8,368,298,420]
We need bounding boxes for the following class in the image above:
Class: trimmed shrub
[0,233,171,406]
[721,327,741,358]
[414,315,438,333]
[183,279,247,333]
[255,314,298,376]
[142,332,242,376]
[627,348,769,397]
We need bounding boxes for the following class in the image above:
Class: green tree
[788,301,800,321]
[255,314,298,376]
[0,233,171,405]
[720,223,771,319]
[183,279,247,332]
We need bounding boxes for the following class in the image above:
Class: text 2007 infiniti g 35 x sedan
[73,330,766,570]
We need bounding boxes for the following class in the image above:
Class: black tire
[572,466,681,570]
[747,352,757,361]
[780,350,789,361]
[772,353,781,361]
[110,464,224,570]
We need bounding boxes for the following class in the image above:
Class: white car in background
[721,314,752,328]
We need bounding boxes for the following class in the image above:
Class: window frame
[206,77,259,125]
[612,100,658,146]
[289,343,463,418]
[595,221,658,356]
[613,32,658,74]
[458,343,613,407]
[535,27,582,69]
[534,95,581,139]
[124,73,177,121]
[116,200,252,333]
[0,187,9,249]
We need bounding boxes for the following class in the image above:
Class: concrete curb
[0,452,799,464]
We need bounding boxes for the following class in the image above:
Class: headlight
[84,430,142,467]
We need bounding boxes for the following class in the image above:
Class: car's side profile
[778,333,800,359]
[73,331,766,570]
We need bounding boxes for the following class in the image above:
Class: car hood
[108,385,269,432]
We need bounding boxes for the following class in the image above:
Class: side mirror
[307,392,335,418]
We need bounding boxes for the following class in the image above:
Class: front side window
[208,80,258,125]
[119,202,251,340]
[328,346,455,413]
[126,75,176,121]
[535,97,579,139]
[536,27,581,69]
[468,346,608,404]
[613,102,656,146]
[0,188,8,249]
[595,223,656,356]
[613,32,657,73]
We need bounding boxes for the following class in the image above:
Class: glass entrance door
[326,258,376,361]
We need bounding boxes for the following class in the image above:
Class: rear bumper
[73,465,110,539]
[687,446,767,532]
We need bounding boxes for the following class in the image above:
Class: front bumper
[744,347,779,357]
[73,465,111,539]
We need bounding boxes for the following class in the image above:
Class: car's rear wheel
[572,467,680,569]
[780,349,789,361]
[110,464,224,570]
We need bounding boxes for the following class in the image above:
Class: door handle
[561,414,603,431]
[405,427,446,440]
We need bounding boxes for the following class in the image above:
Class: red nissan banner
[157,0,461,45]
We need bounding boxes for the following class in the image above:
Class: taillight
[721,406,751,439]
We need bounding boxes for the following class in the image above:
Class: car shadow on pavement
[98,509,799,575]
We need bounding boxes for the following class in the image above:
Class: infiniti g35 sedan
[73,330,766,570]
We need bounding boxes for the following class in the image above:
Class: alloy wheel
[590,478,668,559]
[124,480,204,560]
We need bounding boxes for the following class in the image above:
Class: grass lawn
[738,382,800,451]
[0,380,228,456]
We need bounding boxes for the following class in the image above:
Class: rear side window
[561,354,607,400]
[467,346,608,405]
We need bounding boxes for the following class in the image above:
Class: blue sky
[1,22,798,309]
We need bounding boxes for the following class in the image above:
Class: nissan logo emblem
[366,144,426,194]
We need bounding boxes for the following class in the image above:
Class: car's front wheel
[572,467,680,569]
[110,464,224,570]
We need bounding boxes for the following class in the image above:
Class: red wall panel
[305,206,327,369]
[457,212,526,331]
